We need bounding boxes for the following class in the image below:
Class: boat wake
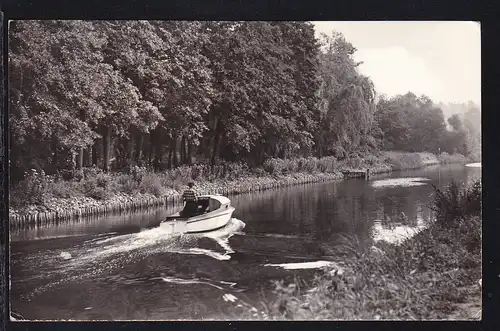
[161,276,238,291]
[21,218,246,301]
[70,217,245,264]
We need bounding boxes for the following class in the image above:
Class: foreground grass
[238,181,482,320]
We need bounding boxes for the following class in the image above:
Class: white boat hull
[162,207,235,234]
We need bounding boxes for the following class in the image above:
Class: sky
[313,21,481,105]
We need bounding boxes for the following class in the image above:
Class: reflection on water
[465,162,481,168]
[10,206,182,242]
[371,177,430,188]
[230,172,435,243]
[10,164,480,320]
[372,220,426,245]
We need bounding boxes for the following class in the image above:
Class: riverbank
[254,181,482,320]
[9,151,468,224]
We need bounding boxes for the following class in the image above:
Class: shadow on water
[10,164,481,320]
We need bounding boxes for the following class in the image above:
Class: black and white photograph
[8,20,482,321]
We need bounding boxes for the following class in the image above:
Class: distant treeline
[9,21,481,183]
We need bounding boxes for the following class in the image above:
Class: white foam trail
[161,276,224,290]
[218,280,237,287]
[98,232,118,236]
[198,218,246,239]
[372,177,429,188]
[169,248,231,261]
[264,260,338,270]
[261,233,301,239]
[220,293,269,319]
[222,293,238,302]
[47,218,245,290]
[191,218,246,257]
[466,163,481,168]
[59,252,72,260]
[28,221,247,300]
[212,237,235,254]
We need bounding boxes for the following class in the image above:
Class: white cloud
[312,21,481,104]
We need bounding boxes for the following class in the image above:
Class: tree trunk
[91,141,99,167]
[211,119,222,168]
[180,135,185,165]
[83,147,91,167]
[76,147,84,170]
[167,146,173,169]
[102,127,111,172]
[172,135,178,168]
[74,109,86,170]
[147,133,153,168]
[181,136,189,165]
[51,136,59,173]
[187,140,193,165]
[134,133,143,165]
[123,138,131,168]
[152,129,163,171]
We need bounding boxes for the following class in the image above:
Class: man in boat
[181,182,199,217]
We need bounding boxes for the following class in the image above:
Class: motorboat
[162,195,235,233]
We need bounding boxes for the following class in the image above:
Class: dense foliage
[376,94,481,159]
[9,20,480,185]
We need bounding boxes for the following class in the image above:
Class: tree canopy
[9,20,480,182]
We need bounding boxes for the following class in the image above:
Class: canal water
[10,164,481,320]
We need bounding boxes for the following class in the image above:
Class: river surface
[10,164,481,320]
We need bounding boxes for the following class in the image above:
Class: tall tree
[375,92,447,153]
[316,31,379,159]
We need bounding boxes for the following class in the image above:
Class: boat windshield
[209,198,221,211]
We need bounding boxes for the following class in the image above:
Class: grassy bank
[9,151,468,221]
[382,151,467,170]
[250,180,481,320]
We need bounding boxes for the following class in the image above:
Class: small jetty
[341,169,371,179]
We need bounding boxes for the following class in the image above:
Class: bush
[363,154,379,167]
[383,151,438,170]
[138,174,164,197]
[317,156,337,173]
[251,167,267,176]
[87,186,112,200]
[190,164,208,181]
[224,161,250,179]
[114,173,138,194]
[263,157,338,175]
[95,173,111,189]
[129,165,148,183]
[438,152,468,164]
[49,180,83,199]
[346,154,362,169]
[431,180,481,227]
[10,169,52,206]
[263,158,285,175]
[81,173,113,200]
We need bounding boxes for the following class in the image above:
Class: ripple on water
[465,163,481,168]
